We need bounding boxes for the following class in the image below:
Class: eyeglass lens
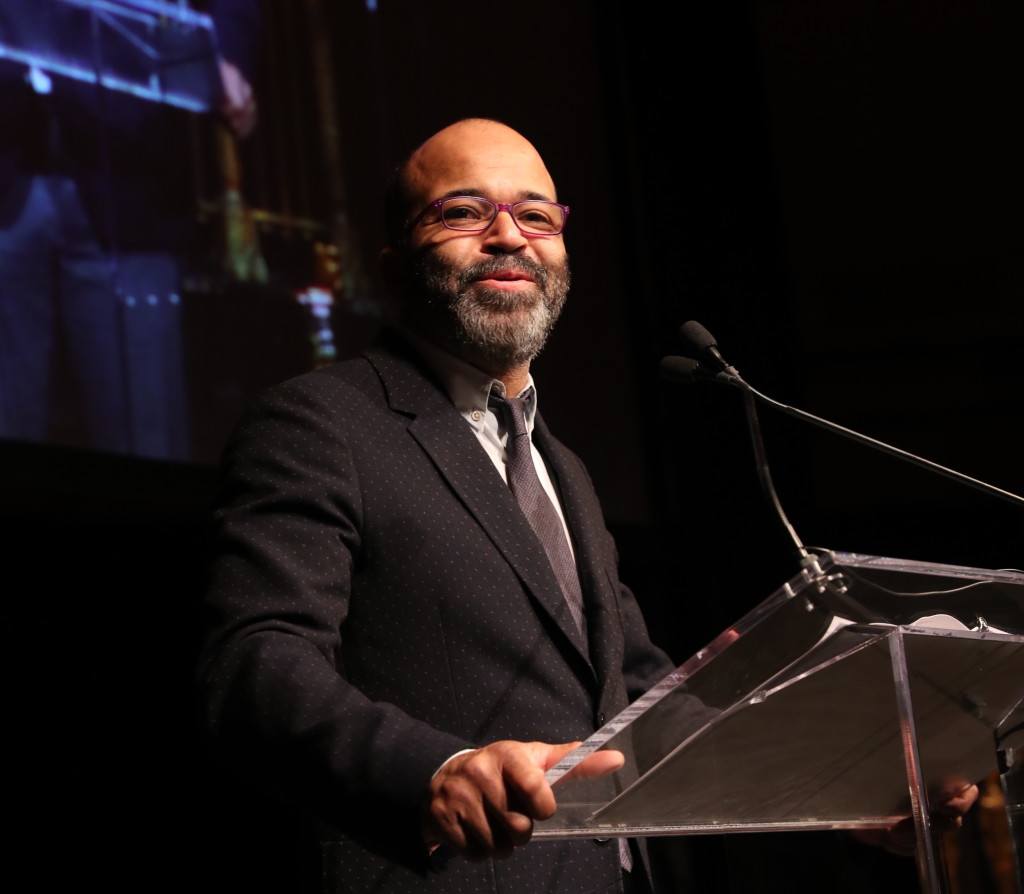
[441,197,565,234]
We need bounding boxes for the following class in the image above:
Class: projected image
[0,0,380,463]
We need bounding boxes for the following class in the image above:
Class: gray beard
[404,252,571,371]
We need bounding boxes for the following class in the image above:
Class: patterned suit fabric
[200,335,674,893]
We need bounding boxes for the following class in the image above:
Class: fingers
[503,741,625,816]
[422,742,547,859]
[564,748,626,781]
[532,739,625,783]
[424,739,601,859]
[462,747,535,853]
[937,783,978,818]
[540,740,582,769]
[503,742,562,819]
[925,790,974,836]
[929,782,980,834]
[852,782,982,856]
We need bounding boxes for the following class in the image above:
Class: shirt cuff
[431,748,478,779]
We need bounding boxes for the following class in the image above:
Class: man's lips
[472,269,537,294]
[474,269,535,283]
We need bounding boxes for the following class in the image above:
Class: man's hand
[852,783,980,855]
[422,740,623,860]
[218,58,257,138]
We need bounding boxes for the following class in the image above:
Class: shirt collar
[405,331,539,432]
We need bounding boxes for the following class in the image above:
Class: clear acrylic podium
[536,552,1024,893]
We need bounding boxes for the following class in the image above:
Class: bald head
[386,119,557,246]
[384,118,570,382]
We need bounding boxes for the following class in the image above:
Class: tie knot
[489,394,530,439]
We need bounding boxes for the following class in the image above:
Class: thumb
[539,741,583,771]
[538,741,626,781]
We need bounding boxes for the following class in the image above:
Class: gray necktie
[490,394,587,644]
[491,394,632,874]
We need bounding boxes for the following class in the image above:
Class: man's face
[396,121,571,371]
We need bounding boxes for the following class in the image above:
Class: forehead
[404,124,558,207]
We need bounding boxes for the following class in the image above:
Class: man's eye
[518,209,553,224]
[516,204,559,231]
[444,202,487,220]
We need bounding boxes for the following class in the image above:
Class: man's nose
[482,209,528,251]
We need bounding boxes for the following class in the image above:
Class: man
[200,118,672,893]
[200,119,977,893]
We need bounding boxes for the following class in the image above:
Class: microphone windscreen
[679,320,717,353]
[659,355,702,384]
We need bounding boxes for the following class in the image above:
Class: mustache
[457,256,549,290]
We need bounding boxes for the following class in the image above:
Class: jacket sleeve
[616,577,676,702]
[198,381,470,866]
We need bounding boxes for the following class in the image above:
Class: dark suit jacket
[200,335,674,893]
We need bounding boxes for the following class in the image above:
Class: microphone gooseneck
[661,329,812,564]
[662,320,1024,527]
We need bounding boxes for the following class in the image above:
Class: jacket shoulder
[241,355,390,428]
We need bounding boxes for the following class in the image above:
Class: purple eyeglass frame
[416,195,571,236]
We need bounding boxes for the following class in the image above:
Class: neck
[495,364,530,398]
[407,326,531,396]
[454,346,531,396]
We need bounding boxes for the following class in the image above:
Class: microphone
[661,321,1024,511]
[662,322,1024,630]
[658,355,739,387]
[662,324,813,562]
[678,321,741,379]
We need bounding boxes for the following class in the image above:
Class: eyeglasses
[417,195,571,236]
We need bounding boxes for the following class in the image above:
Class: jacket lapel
[365,342,594,674]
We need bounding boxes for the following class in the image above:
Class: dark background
[2,1,1019,890]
